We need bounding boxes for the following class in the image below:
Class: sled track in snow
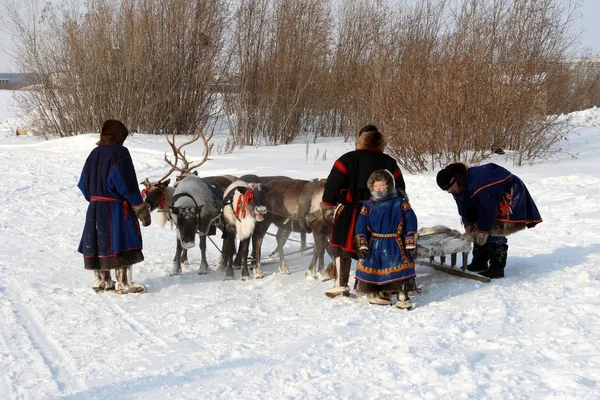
[0,283,86,396]
[104,297,169,348]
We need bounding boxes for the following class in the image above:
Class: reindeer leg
[233,239,243,269]
[300,232,307,251]
[224,230,235,280]
[252,219,270,279]
[240,238,251,280]
[198,235,209,275]
[171,237,183,275]
[269,228,290,258]
[306,251,317,277]
[276,228,290,274]
[315,232,330,281]
[181,249,188,265]
[216,234,227,270]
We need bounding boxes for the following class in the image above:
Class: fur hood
[356,130,386,151]
[367,169,395,192]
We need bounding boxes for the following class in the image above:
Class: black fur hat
[436,163,468,191]
[97,119,128,145]
[436,168,455,190]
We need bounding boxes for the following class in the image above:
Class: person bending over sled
[354,169,418,309]
[436,162,542,279]
[78,119,151,294]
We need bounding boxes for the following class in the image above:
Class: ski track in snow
[1,94,600,399]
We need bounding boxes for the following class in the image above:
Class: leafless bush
[1,0,590,169]
[4,0,227,136]
[224,0,331,146]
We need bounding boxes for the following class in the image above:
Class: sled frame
[416,252,491,283]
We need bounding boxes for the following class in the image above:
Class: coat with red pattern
[77,144,144,260]
[453,163,542,236]
[322,131,405,258]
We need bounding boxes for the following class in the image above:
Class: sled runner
[414,225,491,283]
[253,245,315,265]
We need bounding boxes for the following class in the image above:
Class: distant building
[0,73,33,90]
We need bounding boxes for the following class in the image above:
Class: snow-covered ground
[1,89,599,399]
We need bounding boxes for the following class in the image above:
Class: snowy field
[1,89,600,399]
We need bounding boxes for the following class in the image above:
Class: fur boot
[325,257,351,298]
[93,270,115,293]
[368,292,392,306]
[481,242,508,279]
[466,243,491,273]
[115,267,147,295]
[396,291,413,310]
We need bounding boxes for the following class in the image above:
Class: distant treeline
[2,0,599,170]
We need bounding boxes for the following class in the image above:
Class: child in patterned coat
[354,169,418,309]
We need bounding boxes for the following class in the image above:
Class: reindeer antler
[161,128,214,180]
[140,177,153,187]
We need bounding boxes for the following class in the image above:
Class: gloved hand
[472,230,489,246]
[464,223,475,236]
[133,202,152,227]
[356,247,369,260]
[321,203,336,226]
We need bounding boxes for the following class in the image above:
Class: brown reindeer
[249,177,331,279]
[233,175,307,268]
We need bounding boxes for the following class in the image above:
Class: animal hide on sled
[415,225,472,259]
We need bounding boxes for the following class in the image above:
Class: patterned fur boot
[368,292,392,306]
[115,267,147,295]
[396,291,413,310]
[93,270,115,293]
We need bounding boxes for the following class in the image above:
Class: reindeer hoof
[316,272,333,282]
[170,271,182,276]
[241,275,251,281]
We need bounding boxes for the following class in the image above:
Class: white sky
[0,0,599,72]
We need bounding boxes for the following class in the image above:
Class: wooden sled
[414,226,491,283]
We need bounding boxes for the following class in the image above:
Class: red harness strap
[141,186,165,209]
[90,196,131,219]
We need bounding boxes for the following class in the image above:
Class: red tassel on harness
[235,189,255,219]
[141,186,165,209]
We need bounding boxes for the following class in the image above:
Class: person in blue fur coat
[354,169,418,309]
[436,162,542,279]
[78,120,151,294]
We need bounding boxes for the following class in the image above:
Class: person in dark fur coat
[321,125,406,298]
[355,169,417,309]
[78,119,151,294]
[436,162,542,279]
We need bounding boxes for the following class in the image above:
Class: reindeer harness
[280,179,321,233]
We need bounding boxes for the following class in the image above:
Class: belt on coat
[371,232,398,238]
[90,196,131,219]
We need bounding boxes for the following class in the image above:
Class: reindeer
[221,180,268,280]
[250,177,331,280]
[233,175,307,267]
[140,129,227,275]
